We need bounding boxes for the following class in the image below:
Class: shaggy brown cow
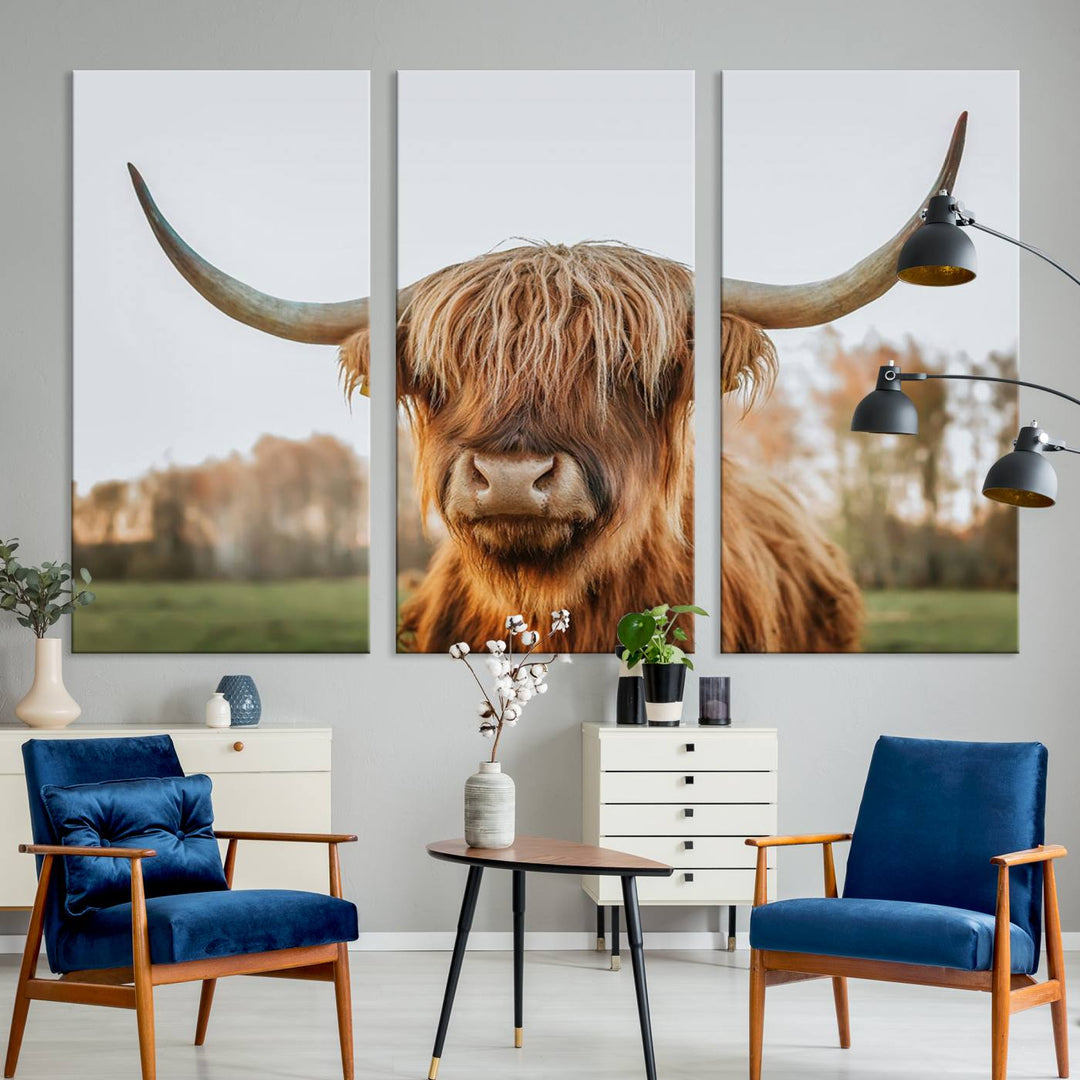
[127,112,965,653]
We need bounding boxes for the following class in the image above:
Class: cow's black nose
[470,453,556,514]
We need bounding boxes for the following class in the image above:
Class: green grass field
[861,589,1017,653]
[72,577,369,653]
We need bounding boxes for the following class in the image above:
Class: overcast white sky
[397,70,694,282]
[74,70,370,491]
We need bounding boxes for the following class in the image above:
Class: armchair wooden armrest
[213,830,357,844]
[213,831,356,898]
[746,833,852,849]
[19,843,157,859]
[746,834,853,907]
[991,843,1067,867]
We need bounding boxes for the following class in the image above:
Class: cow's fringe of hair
[398,242,694,413]
[338,330,370,401]
[721,314,777,414]
[720,457,863,653]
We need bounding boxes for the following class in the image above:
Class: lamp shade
[896,193,977,286]
[851,366,919,435]
[982,426,1058,507]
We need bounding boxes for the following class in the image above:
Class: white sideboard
[0,725,333,907]
[582,722,777,959]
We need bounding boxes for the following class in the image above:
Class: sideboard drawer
[600,802,776,837]
[601,770,776,804]
[600,731,776,773]
[601,835,773,870]
[590,867,776,906]
[173,730,331,774]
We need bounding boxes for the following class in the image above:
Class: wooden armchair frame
[746,834,1069,1080]
[4,830,358,1080]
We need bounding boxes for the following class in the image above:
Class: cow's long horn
[721,112,967,329]
[127,163,369,345]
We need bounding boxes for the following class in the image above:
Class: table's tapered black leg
[728,904,737,952]
[429,865,484,1080]
[610,903,621,971]
[621,875,657,1080]
[513,870,525,1048]
[596,903,606,951]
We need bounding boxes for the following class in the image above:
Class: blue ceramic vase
[216,675,261,727]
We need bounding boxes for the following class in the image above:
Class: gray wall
[2,0,1078,939]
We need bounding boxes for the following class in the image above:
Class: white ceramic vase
[15,638,81,729]
[205,692,231,728]
[464,761,515,849]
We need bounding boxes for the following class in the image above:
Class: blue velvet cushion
[53,889,359,972]
[843,736,1047,955]
[41,774,227,917]
[750,897,1036,973]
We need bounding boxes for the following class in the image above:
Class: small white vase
[205,692,231,728]
[15,638,81,729]
[464,761,515,849]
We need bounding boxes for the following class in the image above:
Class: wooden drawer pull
[684,840,694,851]
[232,741,245,752]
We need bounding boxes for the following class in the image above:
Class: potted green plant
[0,539,96,728]
[617,603,708,726]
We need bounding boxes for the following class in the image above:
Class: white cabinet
[0,726,333,907]
[582,723,777,950]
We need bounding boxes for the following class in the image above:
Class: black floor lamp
[852,188,1080,508]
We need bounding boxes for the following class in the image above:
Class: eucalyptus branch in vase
[449,609,571,763]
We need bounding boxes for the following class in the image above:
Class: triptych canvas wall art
[71,68,1018,655]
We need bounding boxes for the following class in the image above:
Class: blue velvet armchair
[747,736,1068,1080]
[3,735,359,1080]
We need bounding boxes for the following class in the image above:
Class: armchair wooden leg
[194,979,216,1046]
[831,977,851,1049]
[333,943,354,1080]
[991,865,1011,1080]
[4,856,52,1079]
[1044,860,1069,1079]
[131,860,156,1080]
[749,948,766,1080]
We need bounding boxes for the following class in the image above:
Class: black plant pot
[642,663,686,727]
[615,646,646,725]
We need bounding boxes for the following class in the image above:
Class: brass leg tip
[428,1057,440,1079]
[595,937,605,952]
[728,936,737,952]
[514,1027,523,1048]
[610,955,622,972]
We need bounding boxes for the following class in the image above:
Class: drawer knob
[684,840,695,851]
[232,741,245,752]
[684,775,695,785]
[684,808,694,818]
[685,742,695,752]
[684,873,695,883]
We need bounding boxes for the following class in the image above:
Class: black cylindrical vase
[615,647,646,725]
[642,663,686,727]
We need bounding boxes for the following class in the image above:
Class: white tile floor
[0,950,1074,1079]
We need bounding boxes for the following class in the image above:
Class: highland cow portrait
[73,71,371,652]
[722,71,1019,653]
[395,71,696,652]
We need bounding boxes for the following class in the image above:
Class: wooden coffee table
[425,836,673,1080]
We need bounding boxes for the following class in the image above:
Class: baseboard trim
[3,931,1079,955]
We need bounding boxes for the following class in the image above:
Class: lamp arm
[966,219,1080,291]
[899,371,1080,412]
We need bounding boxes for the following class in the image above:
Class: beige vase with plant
[1,538,96,729]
